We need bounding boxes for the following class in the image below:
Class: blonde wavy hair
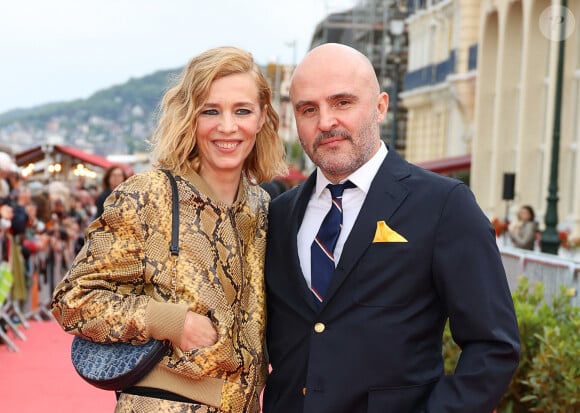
[149,46,287,183]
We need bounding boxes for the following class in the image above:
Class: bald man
[264,43,519,413]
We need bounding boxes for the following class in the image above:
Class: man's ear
[377,92,389,123]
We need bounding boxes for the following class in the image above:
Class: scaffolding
[308,0,408,153]
[351,0,408,153]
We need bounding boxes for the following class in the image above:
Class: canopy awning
[416,154,471,174]
[15,145,117,169]
[54,145,116,169]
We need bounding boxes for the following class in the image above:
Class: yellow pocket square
[373,221,408,243]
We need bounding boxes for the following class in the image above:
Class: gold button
[302,387,307,396]
[314,322,325,333]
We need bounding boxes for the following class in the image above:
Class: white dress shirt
[298,142,388,288]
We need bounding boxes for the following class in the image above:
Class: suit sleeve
[427,183,520,412]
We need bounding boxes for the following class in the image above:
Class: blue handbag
[71,337,169,390]
[70,169,179,391]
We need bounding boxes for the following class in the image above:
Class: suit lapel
[324,150,411,303]
[287,174,320,311]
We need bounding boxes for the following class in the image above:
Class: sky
[0,0,356,114]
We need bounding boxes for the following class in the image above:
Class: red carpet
[0,320,117,412]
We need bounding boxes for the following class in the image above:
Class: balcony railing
[403,49,456,90]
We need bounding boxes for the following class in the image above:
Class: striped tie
[310,181,354,306]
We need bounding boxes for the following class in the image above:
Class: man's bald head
[290,43,380,98]
[287,42,389,183]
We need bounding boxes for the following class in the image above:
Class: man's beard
[300,111,380,178]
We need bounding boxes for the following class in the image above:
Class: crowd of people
[0,157,128,332]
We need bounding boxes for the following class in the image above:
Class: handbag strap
[160,169,179,257]
[160,169,180,304]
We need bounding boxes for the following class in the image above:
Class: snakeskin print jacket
[51,168,269,413]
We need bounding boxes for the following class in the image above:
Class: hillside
[0,68,181,156]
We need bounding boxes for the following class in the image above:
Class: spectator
[260,178,288,199]
[0,152,16,199]
[93,165,128,220]
[508,205,538,250]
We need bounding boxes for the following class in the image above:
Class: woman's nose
[217,114,238,133]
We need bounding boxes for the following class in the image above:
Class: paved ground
[0,320,117,412]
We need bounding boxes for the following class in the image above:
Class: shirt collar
[314,141,388,197]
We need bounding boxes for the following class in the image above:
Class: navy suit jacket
[264,149,520,413]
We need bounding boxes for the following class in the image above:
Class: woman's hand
[179,310,218,351]
[508,220,521,233]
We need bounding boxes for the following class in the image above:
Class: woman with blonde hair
[51,46,287,413]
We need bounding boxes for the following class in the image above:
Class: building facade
[400,0,480,165]
[303,1,580,241]
[471,0,580,238]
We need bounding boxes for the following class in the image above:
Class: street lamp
[387,18,405,150]
[540,0,568,254]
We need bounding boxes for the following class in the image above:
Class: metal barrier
[499,245,580,307]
